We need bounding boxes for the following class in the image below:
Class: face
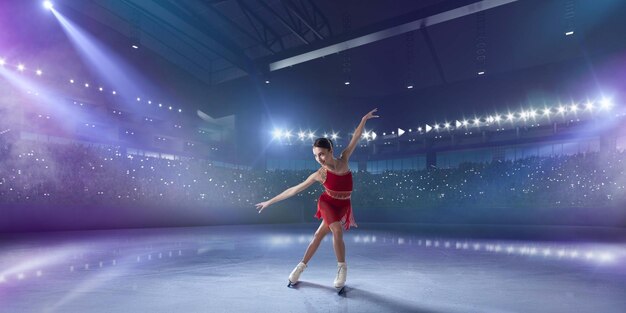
[313,147,332,166]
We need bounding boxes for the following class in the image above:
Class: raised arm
[255,171,320,213]
[340,108,379,161]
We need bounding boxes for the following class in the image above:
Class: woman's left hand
[362,108,379,121]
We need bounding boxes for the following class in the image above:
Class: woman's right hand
[255,201,271,213]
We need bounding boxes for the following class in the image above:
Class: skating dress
[314,167,357,230]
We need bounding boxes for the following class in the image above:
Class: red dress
[314,167,357,230]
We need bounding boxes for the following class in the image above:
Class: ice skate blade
[287,280,299,288]
[336,286,346,295]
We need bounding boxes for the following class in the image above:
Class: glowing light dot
[17,64,25,71]
[36,69,42,76]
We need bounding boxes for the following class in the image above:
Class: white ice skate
[334,262,347,294]
[287,262,307,287]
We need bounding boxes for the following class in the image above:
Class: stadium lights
[17,64,25,71]
[331,133,338,140]
[0,58,5,66]
[36,69,43,76]
[570,104,578,112]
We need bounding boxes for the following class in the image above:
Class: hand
[362,108,380,121]
[255,201,271,213]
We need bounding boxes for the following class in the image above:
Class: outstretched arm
[255,171,319,213]
[340,108,379,161]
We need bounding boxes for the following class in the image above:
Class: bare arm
[255,171,319,213]
[341,108,379,161]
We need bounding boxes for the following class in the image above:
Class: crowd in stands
[1,139,624,210]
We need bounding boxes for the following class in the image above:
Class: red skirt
[315,192,357,230]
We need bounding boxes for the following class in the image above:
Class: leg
[328,221,345,263]
[301,221,331,264]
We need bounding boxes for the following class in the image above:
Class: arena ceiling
[3,0,626,119]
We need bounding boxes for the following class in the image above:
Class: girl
[255,109,379,291]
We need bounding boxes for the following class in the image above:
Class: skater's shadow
[294,282,440,313]
[347,287,441,313]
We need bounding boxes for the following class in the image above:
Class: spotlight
[272,129,282,139]
[284,131,292,139]
[585,102,594,111]
[462,120,469,126]
[84,83,89,88]
[570,104,578,112]
[543,108,551,116]
[298,131,305,139]
[43,1,53,10]
[558,106,566,113]
[407,85,413,89]
[444,122,450,129]
[477,71,485,75]
[344,81,350,85]
[331,133,338,140]
[131,45,139,49]
[308,132,315,139]
[0,59,5,66]
[565,31,574,36]
[600,98,613,110]
[112,90,117,95]
[36,69,42,76]
[507,113,514,120]
[178,109,182,113]
[265,80,270,84]
[136,97,141,102]
[69,79,74,83]
[168,106,172,110]
[17,64,25,71]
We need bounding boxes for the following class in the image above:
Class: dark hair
[313,137,333,150]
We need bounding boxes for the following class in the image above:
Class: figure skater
[255,108,379,293]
